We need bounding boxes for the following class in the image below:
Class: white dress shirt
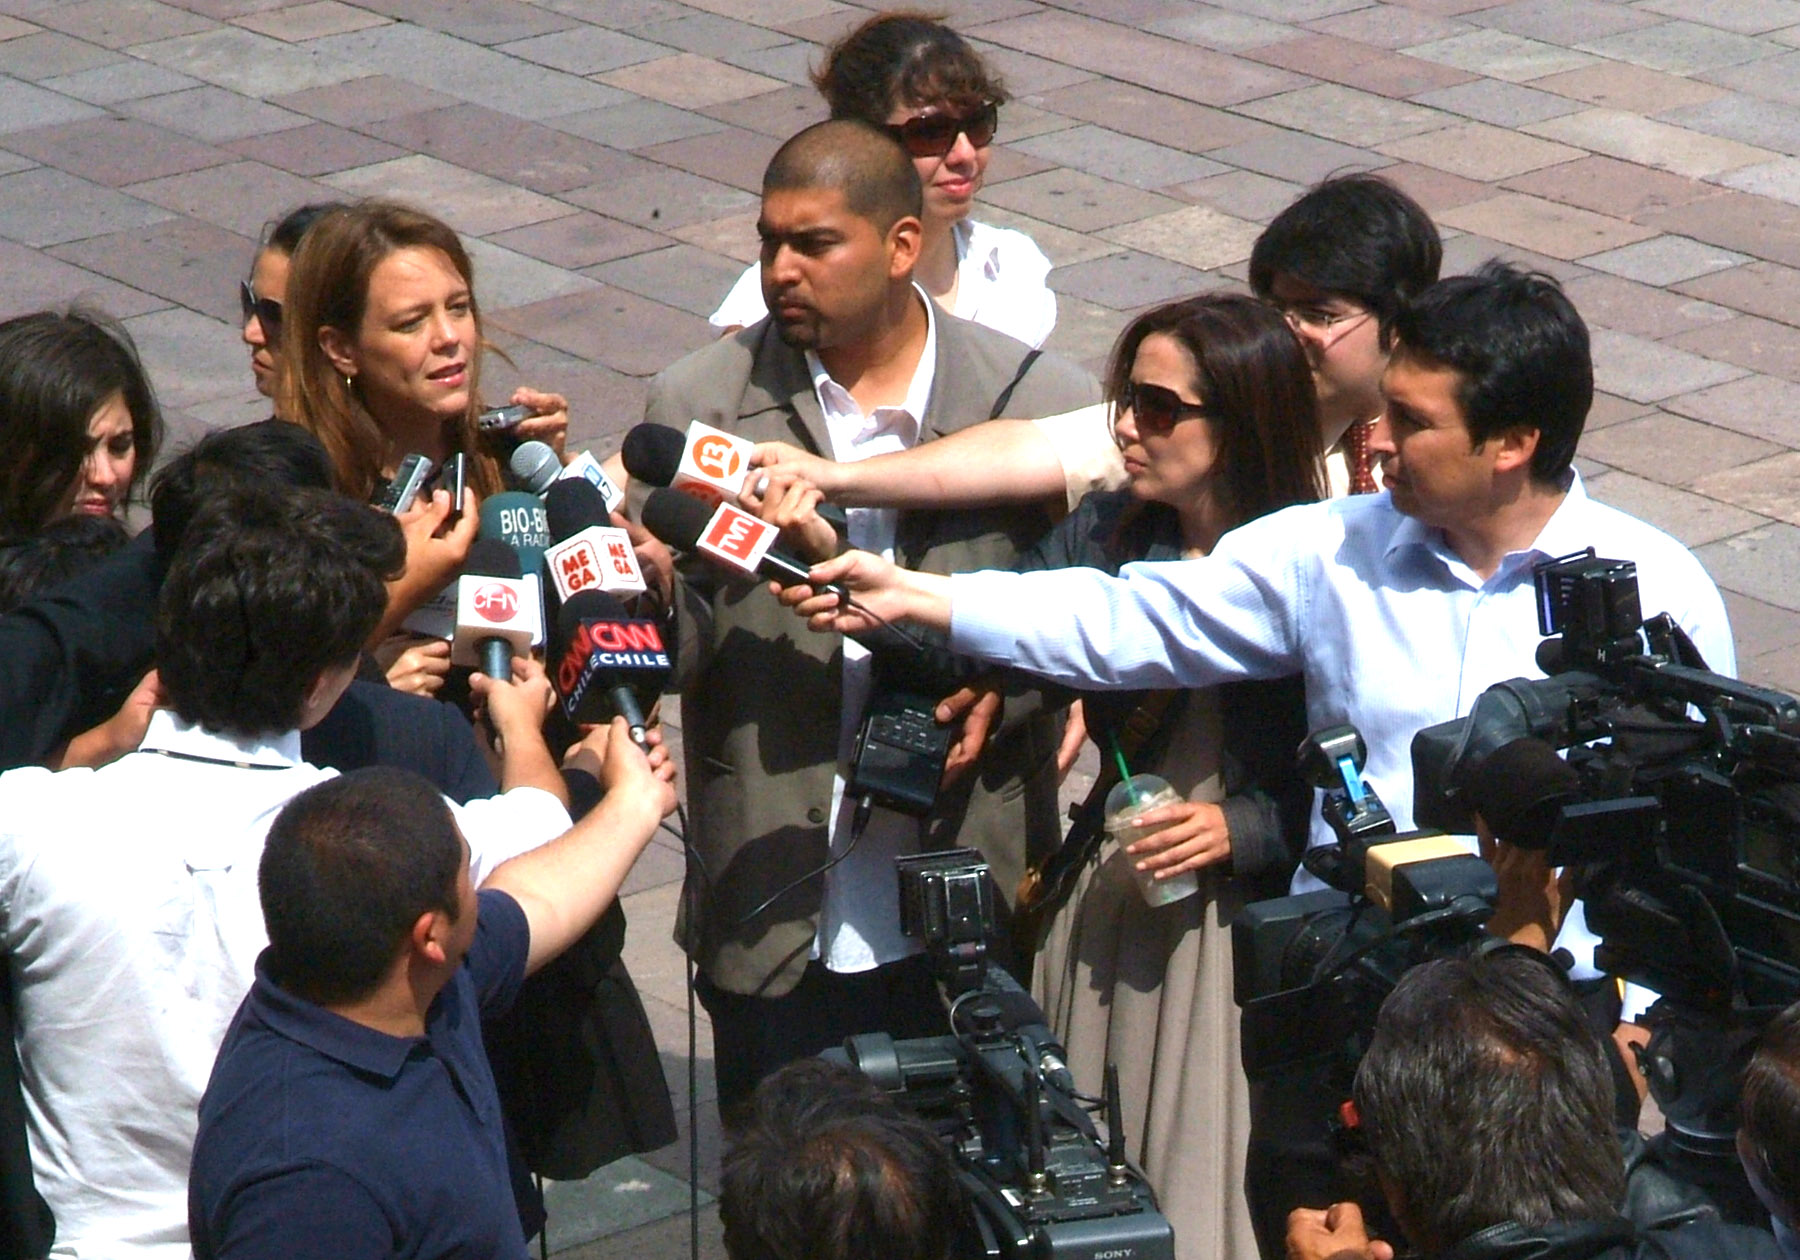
[0,711,569,1260]
[807,289,937,973]
[949,476,1736,858]
[711,218,1057,349]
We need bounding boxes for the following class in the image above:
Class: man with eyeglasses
[632,118,1097,1119]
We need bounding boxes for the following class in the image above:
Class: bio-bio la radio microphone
[552,590,669,748]
[477,488,551,576]
[640,486,851,601]
[543,479,646,605]
[453,539,543,676]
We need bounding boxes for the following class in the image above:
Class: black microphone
[551,590,669,749]
[623,421,847,534]
[545,477,613,542]
[640,486,851,601]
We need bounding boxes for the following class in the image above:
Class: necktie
[1345,419,1378,495]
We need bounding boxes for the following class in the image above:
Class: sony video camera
[825,849,1175,1260]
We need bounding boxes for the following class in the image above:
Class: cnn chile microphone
[453,539,543,677]
[552,590,669,749]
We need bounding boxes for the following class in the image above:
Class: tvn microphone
[640,486,852,602]
[552,590,669,749]
[452,539,543,678]
[622,422,846,534]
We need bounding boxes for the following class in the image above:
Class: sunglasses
[884,101,999,159]
[1118,381,1207,436]
[239,280,282,341]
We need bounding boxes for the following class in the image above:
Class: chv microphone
[552,590,668,748]
[452,539,543,677]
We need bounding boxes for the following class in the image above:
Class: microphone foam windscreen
[640,486,714,552]
[1462,737,1582,850]
[509,441,561,495]
[620,423,686,487]
[463,537,522,580]
[545,477,613,542]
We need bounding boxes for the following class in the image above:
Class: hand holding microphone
[621,422,846,536]
[736,465,838,564]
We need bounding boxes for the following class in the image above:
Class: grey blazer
[644,311,1100,997]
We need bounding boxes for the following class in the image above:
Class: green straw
[1109,735,1141,805]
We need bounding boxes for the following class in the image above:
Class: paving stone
[1582,469,1769,546]
[495,24,666,74]
[963,202,1127,268]
[637,126,782,194]
[1145,7,1300,53]
[0,77,105,132]
[1176,168,1307,221]
[1439,191,1657,260]
[0,16,33,37]
[549,98,732,151]
[46,214,252,322]
[458,235,599,310]
[1524,109,1778,179]
[1194,0,1372,19]
[309,22,631,120]
[325,154,570,236]
[634,11,790,57]
[1530,61,1725,117]
[712,39,820,88]
[1666,313,1800,382]
[695,85,823,141]
[1662,93,1800,157]
[125,159,340,239]
[486,282,712,376]
[1675,259,1800,325]
[0,148,33,177]
[967,11,1306,107]
[982,168,1186,233]
[1048,248,1227,311]
[1467,0,1659,43]
[1588,327,1751,403]
[1577,20,1783,76]
[350,0,578,46]
[0,165,173,244]
[1636,188,1800,270]
[1409,78,1582,127]
[1580,410,1776,483]
[1702,50,1800,110]
[597,52,786,110]
[1242,32,1477,98]
[1718,156,1800,206]
[1204,129,1391,185]
[38,58,200,104]
[964,39,1103,98]
[584,243,747,318]
[562,166,757,232]
[1500,155,1718,221]
[367,103,653,195]
[0,30,120,79]
[1402,29,1599,82]
[123,304,257,409]
[1437,229,1590,281]
[1582,390,1655,430]
[1581,234,1752,284]
[132,25,367,96]
[1237,83,1451,148]
[0,235,169,319]
[1690,451,1800,526]
[667,209,758,266]
[1032,79,1276,156]
[224,119,406,176]
[268,74,461,127]
[1,115,229,187]
[486,211,669,270]
[1665,371,1800,448]
[38,0,214,48]
[1306,4,1471,50]
[1377,120,1582,180]
[1563,272,1737,341]
[1010,124,1228,192]
[1639,0,1800,36]
[538,0,689,24]
[1721,587,1800,660]
[231,0,387,40]
[1697,522,1800,613]
[1098,204,1262,270]
[122,84,312,142]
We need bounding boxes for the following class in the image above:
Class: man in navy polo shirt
[188,735,676,1258]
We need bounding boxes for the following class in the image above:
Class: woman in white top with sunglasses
[710,11,1057,349]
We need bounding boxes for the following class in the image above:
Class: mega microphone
[543,479,646,604]
[622,421,846,533]
[640,486,851,602]
[478,489,551,576]
[510,440,625,514]
[552,590,669,748]
[452,539,543,677]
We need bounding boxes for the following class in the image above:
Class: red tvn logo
[700,504,775,568]
[692,434,743,481]
[472,582,519,623]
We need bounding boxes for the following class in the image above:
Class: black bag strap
[987,349,1042,420]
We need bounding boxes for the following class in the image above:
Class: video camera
[825,850,1175,1260]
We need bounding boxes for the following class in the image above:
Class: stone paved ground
[2,0,1799,1252]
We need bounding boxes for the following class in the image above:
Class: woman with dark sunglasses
[240,202,343,407]
[1018,294,1323,1260]
[709,11,1056,347]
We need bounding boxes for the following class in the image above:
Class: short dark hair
[154,486,402,737]
[1104,293,1324,526]
[764,119,923,234]
[260,767,464,1006]
[0,514,130,614]
[1388,261,1592,483]
[813,11,1008,123]
[720,1059,963,1260]
[1353,952,1625,1252]
[1743,999,1800,1222]
[0,308,162,535]
[262,201,345,257]
[1248,173,1441,333]
[149,419,338,565]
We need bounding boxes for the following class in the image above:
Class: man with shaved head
[635,118,1097,1116]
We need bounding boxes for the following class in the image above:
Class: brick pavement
[2,0,1798,1252]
